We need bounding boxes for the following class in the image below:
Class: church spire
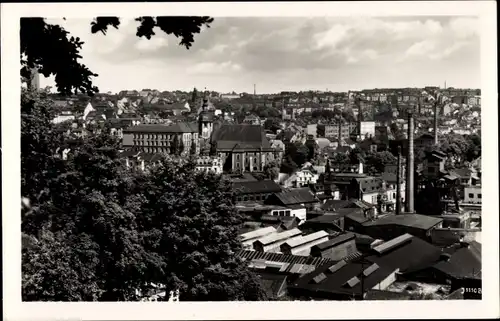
[202,87,209,111]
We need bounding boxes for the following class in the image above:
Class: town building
[122,123,199,155]
[233,180,282,202]
[195,156,223,174]
[362,214,444,242]
[211,124,277,173]
[464,185,482,204]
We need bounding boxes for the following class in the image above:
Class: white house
[360,121,376,139]
[195,156,223,174]
[52,111,75,124]
[464,185,482,204]
[282,169,319,188]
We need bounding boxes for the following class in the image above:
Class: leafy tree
[171,135,179,155]
[137,159,266,300]
[178,137,185,155]
[190,139,197,155]
[330,153,350,165]
[191,87,198,104]
[305,139,318,161]
[280,156,299,175]
[364,151,397,175]
[21,87,65,202]
[285,142,309,168]
[263,160,280,180]
[342,108,356,123]
[464,134,481,162]
[437,133,469,165]
[21,16,214,95]
[349,147,366,165]
[263,118,281,133]
[21,89,266,301]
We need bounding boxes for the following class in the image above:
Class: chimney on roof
[433,99,439,145]
[405,110,415,213]
[396,146,402,215]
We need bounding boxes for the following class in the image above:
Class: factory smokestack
[396,146,402,215]
[433,100,439,145]
[405,110,415,213]
[254,84,256,96]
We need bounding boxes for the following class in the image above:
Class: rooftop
[433,241,481,279]
[268,188,318,206]
[123,122,198,133]
[312,233,356,252]
[365,234,442,274]
[237,249,333,269]
[212,124,272,150]
[290,258,395,299]
[363,214,443,230]
[233,180,282,195]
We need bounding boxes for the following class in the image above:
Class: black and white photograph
[2,1,499,320]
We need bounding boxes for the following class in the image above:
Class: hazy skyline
[40,16,481,94]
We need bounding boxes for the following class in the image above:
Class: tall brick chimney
[405,110,415,213]
[433,100,439,145]
[396,146,402,215]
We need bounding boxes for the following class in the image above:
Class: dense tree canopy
[21,16,214,95]
[263,160,280,180]
[364,151,397,175]
[285,142,309,168]
[21,89,265,301]
[263,118,281,133]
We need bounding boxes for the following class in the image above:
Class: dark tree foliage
[21,16,214,96]
[21,87,66,202]
[263,118,281,133]
[285,142,309,168]
[280,156,299,175]
[263,160,280,180]
[191,87,199,104]
[190,139,197,155]
[364,151,397,175]
[21,89,265,301]
[171,135,179,156]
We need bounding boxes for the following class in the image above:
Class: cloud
[449,17,479,39]
[429,41,470,60]
[186,61,242,75]
[134,37,168,51]
[39,16,481,93]
[405,40,437,57]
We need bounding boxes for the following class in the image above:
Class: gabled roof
[257,272,288,299]
[321,199,354,211]
[123,122,197,133]
[269,188,318,205]
[433,241,481,279]
[233,180,282,195]
[212,124,272,150]
[312,233,356,251]
[363,214,443,230]
[289,257,395,299]
[237,249,333,269]
[365,234,442,274]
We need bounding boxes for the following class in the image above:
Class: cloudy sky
[41,16,480,94]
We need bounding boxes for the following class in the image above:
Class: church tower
[198,90,214,140]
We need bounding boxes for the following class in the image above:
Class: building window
[478,194,482,199]
[468,193,474,198]
[285,210,291,216]
[279,211,285,216]
[393,193,396,199]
